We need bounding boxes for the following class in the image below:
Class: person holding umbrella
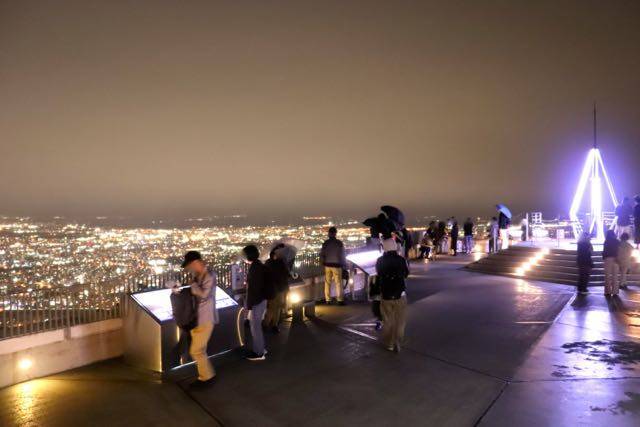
[496,204,512,250]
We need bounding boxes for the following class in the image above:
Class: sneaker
[578,291,589,295]
[338,301,345,306]
[246,352,266,361]
[190,376,217,388]
[385,345,395,352]
[271,326,280,334]
[394,344,401,353]
[375,321,383,331]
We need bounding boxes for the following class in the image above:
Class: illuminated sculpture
[569,106,618,240]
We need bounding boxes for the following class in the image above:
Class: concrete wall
[0,319,123,389]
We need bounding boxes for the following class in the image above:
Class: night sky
[1,0,639,223]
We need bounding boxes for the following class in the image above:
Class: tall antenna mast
[593,102,597,149]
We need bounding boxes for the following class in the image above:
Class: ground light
[18,357,33,371]
[515,249,548,277]
[289,291,302,304]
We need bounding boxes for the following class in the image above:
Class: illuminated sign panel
[132,286,237,323]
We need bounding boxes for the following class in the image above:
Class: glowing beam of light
[595,149,619,208]
[569,149,595,236]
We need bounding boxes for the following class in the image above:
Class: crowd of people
[418,217,477,260]
[172,197,640,388]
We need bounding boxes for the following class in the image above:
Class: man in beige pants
[181,251,218,387]
[376,238,410,352]
[320,227,347,305]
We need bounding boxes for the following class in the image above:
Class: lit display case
[124,286,242,374]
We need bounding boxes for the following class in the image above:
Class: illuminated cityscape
[0,217,369,294]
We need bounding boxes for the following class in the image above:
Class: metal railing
[0,245,373,341]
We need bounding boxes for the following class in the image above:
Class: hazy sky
[1,0,639,223]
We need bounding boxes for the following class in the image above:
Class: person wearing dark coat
[243,245,273,360]
[498,212,511,250]
[264,246,290,333]
[376,238,410,352]
[576,232,594,294]
[320,227,347,304]
[602,230,620,296]
[463,218,474,254]
[450,221,459,256]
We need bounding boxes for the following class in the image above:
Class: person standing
[264,245,290,333]
[498,211,511,250]
[576,232,594,294]
[376,238,410,352]
[181,251,218,386]
[463,218,474,254]
[320,227,347,305]
[615,197,633,238]
[450,220,459,256]
[602,230,620,297]
[489,217,499,253]
[243,244,272,361]
[634,195,640,248]
[617,233,634,290]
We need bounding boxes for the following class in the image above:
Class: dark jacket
[576,241,594,267]
[246,261,273,309]
[265,258,290,293]
[602,238,620,259]
[498,212,510,229]
[463,222,473,236]
[634,204,640,225]
[375,251,409,300]
[320,237,346,268]
[450,224,459,240]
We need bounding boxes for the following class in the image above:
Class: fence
[0,245,374,341]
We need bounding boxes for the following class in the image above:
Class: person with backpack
[180,250,218,386]
[243,244,273,361]
[376,237,410,352]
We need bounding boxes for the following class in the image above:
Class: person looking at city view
[320,226,347,305]
[242,245,273,361]
[376,237,410,352]
[450,219,459,256]
[264,244,290,334]
[181,250,218,386]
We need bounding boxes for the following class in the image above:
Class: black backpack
[170,287,198,330]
